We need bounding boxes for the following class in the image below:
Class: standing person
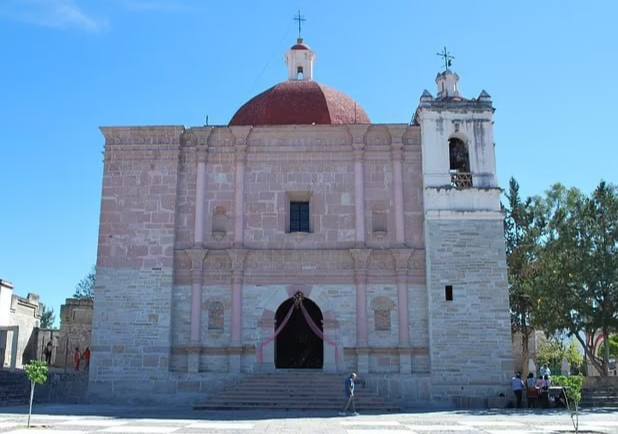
[339,372,359,416]
[526,373,538,408]
[511,372,525,408]
[540,374,551,408]
[540,364,551,379]
[43,341,53,366]
[82,347,91,370]
[73,347,81,371]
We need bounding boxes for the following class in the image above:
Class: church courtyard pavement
[0,405,617,434]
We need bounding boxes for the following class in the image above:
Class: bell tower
[414,58,513,403]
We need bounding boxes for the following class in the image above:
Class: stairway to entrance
[581,382,618,407]
[0,369,29,406]
[193,371,399,411]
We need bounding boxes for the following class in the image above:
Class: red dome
[229,80,371,126]
[291,43,310,50]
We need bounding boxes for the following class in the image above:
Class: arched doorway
[274,295,324,369]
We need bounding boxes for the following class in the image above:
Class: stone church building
[91,37,512,406]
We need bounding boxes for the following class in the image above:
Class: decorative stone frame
[371,296,395,332]
[206,300,225,330]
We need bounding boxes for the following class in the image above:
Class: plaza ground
[0,405,617,433]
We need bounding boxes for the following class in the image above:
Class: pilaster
[193,144,208,247]
[352,142,366,246]
[187,248,207,373]
[350,248,371,373]
[393,248,412,373]
[228,248,247,373]
[233,143,247,247]
[391,140,405,245]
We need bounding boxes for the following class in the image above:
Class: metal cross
[293,10,306,39]
[436,46,454,71]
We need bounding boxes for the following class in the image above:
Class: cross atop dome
[293,10,306,40]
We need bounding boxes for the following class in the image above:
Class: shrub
[552,375,584,406]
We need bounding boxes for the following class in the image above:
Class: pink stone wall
[97,127,184,269]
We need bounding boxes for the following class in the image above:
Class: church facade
[90,38,513,407]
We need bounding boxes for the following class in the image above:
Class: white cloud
[0,0,107,32]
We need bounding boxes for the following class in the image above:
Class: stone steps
[194,372,399,411]
[581,387,618,407]
[0,369,29,407]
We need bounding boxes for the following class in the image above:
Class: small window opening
[289,201,310,233]
[296,66,304,80]
[448,138,472,189]
[445,285,453,301]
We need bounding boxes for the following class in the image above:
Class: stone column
[228,248,247,373]
[193,146,208,246]
[353,143,366,245]
[393,249,412,373]
[391,140,405,245]
[350,249,371,373]
[187,249,207,373]
[233,144,247,247]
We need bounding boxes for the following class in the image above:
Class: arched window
[296,66,304,80]
[208,301,224,330]
[448,137,472,189]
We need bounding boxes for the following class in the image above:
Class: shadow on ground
[2,404,615,422]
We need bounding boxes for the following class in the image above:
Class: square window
[289,201,310,232]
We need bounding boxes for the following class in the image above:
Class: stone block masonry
[425,218,512,401]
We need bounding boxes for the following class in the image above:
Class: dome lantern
[286,38,315,81]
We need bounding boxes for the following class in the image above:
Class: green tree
[537,338,564,373]
[24,360,48,428]
[537,338,583,374]
[39,303,55,329]
[565,341,584,372]
[504,177,543,376]
[535,181,618,376]
[73,266,95,300]
[608,335,618,359]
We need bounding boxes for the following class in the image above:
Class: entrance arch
[274,295,324,369]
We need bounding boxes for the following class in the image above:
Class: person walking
[339,372,359,416]
[511,372,525,408]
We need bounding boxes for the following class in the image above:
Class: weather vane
[436,46,454,71]
[293,10,306,39]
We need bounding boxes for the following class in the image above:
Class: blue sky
[0,0,616,325]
